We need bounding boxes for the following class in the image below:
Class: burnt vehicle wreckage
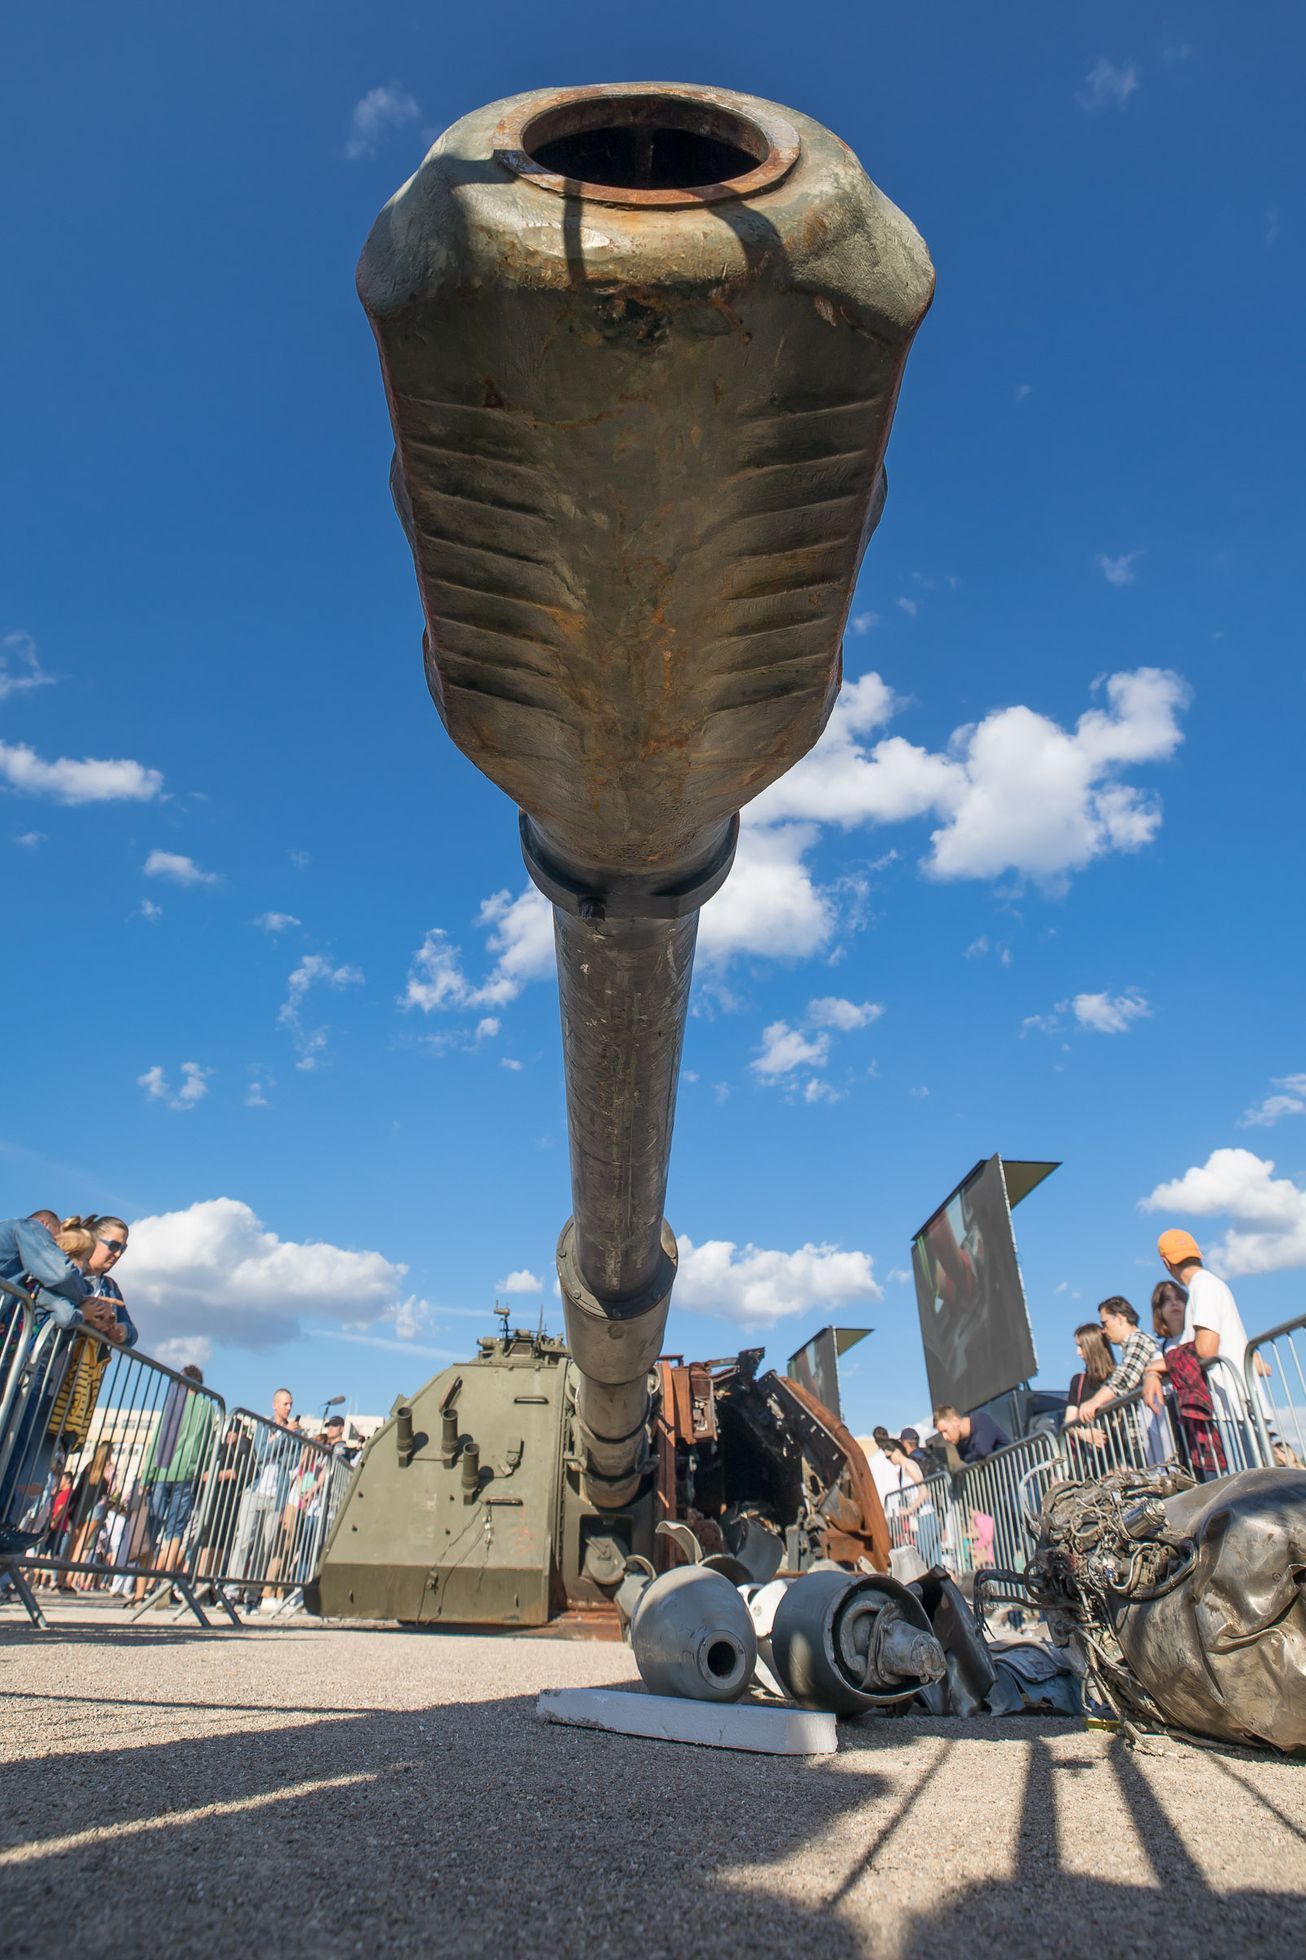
[307,81,1306,1751]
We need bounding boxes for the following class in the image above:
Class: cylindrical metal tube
[361,79,933,1515]
[555,908,696,1302]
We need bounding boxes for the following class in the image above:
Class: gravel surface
[2,1599,1303,1957]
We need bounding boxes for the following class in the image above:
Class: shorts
[148,1479,196,1541]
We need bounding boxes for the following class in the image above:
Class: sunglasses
[97,1238,127,1255]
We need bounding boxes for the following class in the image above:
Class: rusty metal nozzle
[361,81,933,1509]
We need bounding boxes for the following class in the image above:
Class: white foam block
[536,1686,837,1755]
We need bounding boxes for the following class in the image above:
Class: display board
[910,1156,1044,1414]
[785,1325,872,1421]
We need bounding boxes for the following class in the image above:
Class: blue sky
[3,4,1303,1436]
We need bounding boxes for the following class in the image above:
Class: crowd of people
[1,1211,361,1609]
[862,1226,1299,1515]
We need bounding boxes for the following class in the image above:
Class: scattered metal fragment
[1024,1463,1306,1752]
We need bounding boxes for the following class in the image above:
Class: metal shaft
[555,908,696,1303]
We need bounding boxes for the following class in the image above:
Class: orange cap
[1157,1227,1201,1266]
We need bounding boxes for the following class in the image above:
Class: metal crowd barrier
[881,1469,949,1571]
[946,1430,1060,1576]
[1245,1311,1306,1469]
[0,1279,39,1484]
[0,1315,231,1627]
[194,1408,351,1619]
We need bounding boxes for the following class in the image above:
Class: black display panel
[911,1155,1037,1413]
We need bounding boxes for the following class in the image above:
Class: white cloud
[413,666,1188,1010]
[849,611,879,635]
[135,897,164,922]
[803,1078,845,1105]
[807,996,884,1032]
[698,821,837,964]
[278,954,363,1070]
[125,1197,422,1349]
[137,1061,213,1111]
[1070,989,1150,1034]
[749,666,1188,890]
[14,830,45,848]
[1014,383,1033,403]
[475,1016,500,1040]
[896,596,919,619]
[344,85,420,160]
[498,1268,543,1294]
[1095,550,1143,587]
[0,631,54,704]
[289,850,311,869]
[245,1076,271,1109]
[402,888,555,1019]
[885,1268,912,1286]
[1239,1074,1306,1129]
[153,1336,214,1372]
[0,743,163,805]
[501,1057,524,1072]
[674,1234,880,1327]
[751,1020,830,1078]
[144,850,218,886]
[256,912,301,933]
[1076,57,1140,113]
[1141,1148,1306,1276]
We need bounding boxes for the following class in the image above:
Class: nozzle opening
[524,96,763,191]
[705,1637,741,1681]
[496,86,800,209]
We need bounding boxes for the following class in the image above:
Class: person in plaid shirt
[1068,1298,1158,1425]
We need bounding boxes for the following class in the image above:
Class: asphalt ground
[1,1599,1304,1958]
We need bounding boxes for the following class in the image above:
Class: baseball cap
[1157,1228,1201,1266]
[901,1427,920,1443]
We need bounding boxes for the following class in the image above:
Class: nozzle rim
[492,82,800,210]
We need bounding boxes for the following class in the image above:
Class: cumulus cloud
[674,1234,880,1326]
[1070,989,1151,1034]
[278,954,363,1070]
[751,1021,830,1079]
[125,1197,425,1348]
[135,898,164,922]
[1239,1075,1306,1129]
[752,666,1188,892]
[1095,550,1143,587]
[0,743,163,804]
[1076,57,1140,113]
[0,631,54,704]
[154,1336,214,1372]
[403,888,555,1020]
[698,821,837,964]
[256,912,301,933]
[415,666,1189,1012]
[1141,1149,1306,1276]
[15,830,45,848]
[807,996,884,1031]
[344,85,420,161]
[803,1078,845,1105]
[144,850,218,886]
[498,1268,543,1294]
[138,1061,213,1111]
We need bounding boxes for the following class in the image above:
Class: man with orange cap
[1143,1228,1250,1424]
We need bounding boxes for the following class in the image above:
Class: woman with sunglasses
[67,1216,137,1348]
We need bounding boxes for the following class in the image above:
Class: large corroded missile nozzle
[361,82,933,1508]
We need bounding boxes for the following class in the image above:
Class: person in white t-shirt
[1142,1228,1250,1424]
